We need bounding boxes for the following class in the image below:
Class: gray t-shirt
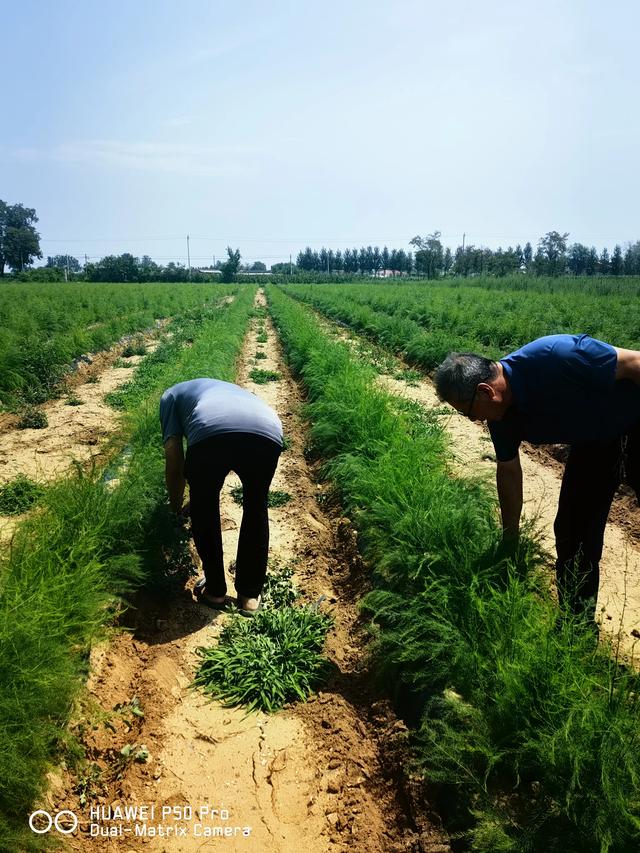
[160,378,283,448]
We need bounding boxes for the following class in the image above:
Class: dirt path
[55,293,449,853]
[0,333,164,544]
[322,322,640,650]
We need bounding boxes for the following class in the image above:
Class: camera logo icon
[29,810,78,834]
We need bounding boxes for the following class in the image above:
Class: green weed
[194,607,331,712]
[0,476,45,515]
[249,368,280,384]
[254,350,267,359]
[230,486,292,508]
[17,407,48,429]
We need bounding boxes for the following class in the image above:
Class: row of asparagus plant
[266,283,640,853]
[0,286,255,852]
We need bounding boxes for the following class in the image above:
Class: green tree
[538,231,569,276]
[411,231,444,278]
[46,254,81,274]
[221,247,241,282]
[249,261,267,272]
[0,200,42,275]
[611,245,623,276]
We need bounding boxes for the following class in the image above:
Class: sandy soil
[53,293,449,853]
[0,334,164,545]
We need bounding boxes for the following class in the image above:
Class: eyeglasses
[464,384,478,419]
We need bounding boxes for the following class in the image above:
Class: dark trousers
[554,421,640,620]
[184,433,281,599]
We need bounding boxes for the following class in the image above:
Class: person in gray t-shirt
[160,378,283,614]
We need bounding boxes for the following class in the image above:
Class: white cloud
[4,140,263,177]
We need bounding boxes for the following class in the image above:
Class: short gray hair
[434,352,497,404]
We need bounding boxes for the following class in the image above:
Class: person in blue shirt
[160,378,284,615]
[434,335,640,623]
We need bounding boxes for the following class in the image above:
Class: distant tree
[334,249,344,272]
[611,245,624,276]
[599,247,610,276]
[358,247,367,275]
[411,231,444,278]
[139,255,160,280]
[249,261,267,272]
[46,254,81,274]
[270,262,296,274]
[538,231,569,276]
[523,242,533,272]
[406,251,414,275]
[220,247,241,282]
[585,247,599,276]
[0,200,42,275]
[372,246,382,276]
[381,246,390,272]
[567,243,589,276]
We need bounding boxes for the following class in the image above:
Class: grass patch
[17,407,48,429]
[0,476,45,516]
[230,486,292,507]
[256,332,268,343]
[66,394,83,406]
[254,350,267,359]
[249,368,280,384]
[194,607,331,712]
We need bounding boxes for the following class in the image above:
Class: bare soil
[51,293,450,852]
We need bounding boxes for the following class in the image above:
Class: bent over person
[434,335,640,624]
[160,378,283,614]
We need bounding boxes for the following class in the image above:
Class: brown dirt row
[0,332,164,545]
[51,292,450,852]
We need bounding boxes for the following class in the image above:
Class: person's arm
[164,436,185,514]
[496,453,523,540]
[614,347,640,384]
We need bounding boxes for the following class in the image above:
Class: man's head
[434,352,511,422]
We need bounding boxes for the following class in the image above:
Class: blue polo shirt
[488,334,640,462]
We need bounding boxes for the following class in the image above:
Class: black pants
[184,433,281,599]
[554,421,640,620]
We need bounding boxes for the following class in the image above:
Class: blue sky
[2,0,639,266]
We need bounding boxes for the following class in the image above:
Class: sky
[2,0,639,267]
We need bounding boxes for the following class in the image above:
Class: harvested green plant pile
[0,476,45,515]
[249,368,280,384]
[230,486,292,507]
[194,607,331,712]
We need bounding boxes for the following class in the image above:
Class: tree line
[4,196,640,280]
[279,232,640,278]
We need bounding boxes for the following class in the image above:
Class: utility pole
[65,254,70,282]
[186,234,191,277]
[462,232,466,253]
[289,254,292,275]
[213,254,216,269]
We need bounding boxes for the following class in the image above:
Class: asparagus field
[2,277,640,853]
